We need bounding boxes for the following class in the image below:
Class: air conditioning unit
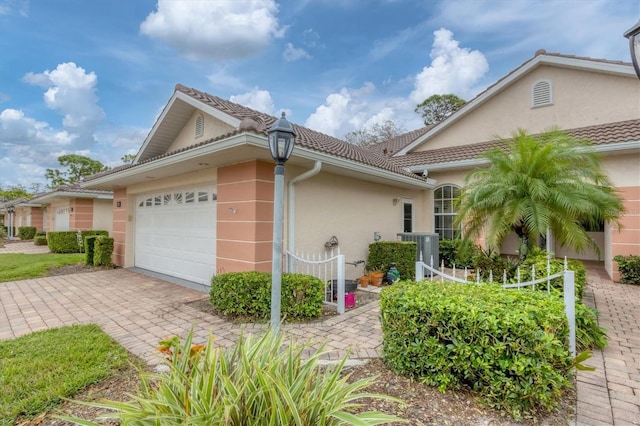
[397,232,439,267]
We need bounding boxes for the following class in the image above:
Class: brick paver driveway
[0,268,382,364]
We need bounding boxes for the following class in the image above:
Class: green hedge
[380,281,572,419]
[84,236,98,265]
[47,230,109,253]
[94,236,114,267]
[17,226,37,240]
[210,272,324,320]
[367,241,416,280]
[34,235,47,246]
[613,255,640,284]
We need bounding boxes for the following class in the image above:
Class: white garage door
[135,187,216,285]
[55,207,70,231]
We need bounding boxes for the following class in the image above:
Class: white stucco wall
[167,112,235,153]
[92,199,114,234]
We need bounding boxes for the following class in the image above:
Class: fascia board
[31,192,113,203]
[592,140,640,153]
[395,56,636,157]
[82,134,254,188]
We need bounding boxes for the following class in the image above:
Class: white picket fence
[285,249,346,314]
[415,255,576,356]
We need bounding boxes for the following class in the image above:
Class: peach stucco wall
[610,186,640,281]
[416,66,640,151]
[112,188,127,267]
[216,160,274,273]
[293,170,426,279]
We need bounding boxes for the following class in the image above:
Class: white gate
[415,255,576,356]
[285,250,346,314]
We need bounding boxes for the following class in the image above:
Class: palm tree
[455,128,624,260]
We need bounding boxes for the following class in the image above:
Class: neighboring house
[388,50,640,281]
[81,50,638,285]
[0,197,44,233]
[28,185,114,234]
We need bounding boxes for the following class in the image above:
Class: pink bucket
[345,293,356,308]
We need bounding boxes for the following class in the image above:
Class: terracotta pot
[369,272,384,286]
[358,275,370,288]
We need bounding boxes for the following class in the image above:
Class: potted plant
[368,265,385,287]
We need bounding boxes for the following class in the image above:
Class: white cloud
[140,0,285,61]
[283,43,311,62]
[207,67,247,91]
[230,88,275,114]
[22,62,105,143]
[410,28,489,104]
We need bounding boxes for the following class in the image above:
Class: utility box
[397,232,439,267]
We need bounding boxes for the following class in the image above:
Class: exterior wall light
[624,19,640,79]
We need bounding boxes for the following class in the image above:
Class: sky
[1,0,639,190]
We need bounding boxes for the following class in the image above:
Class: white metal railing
[285,249,346,314]
[415,254,576,356]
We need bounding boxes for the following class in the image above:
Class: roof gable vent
[532,80,552,108]
[195,114,204,138]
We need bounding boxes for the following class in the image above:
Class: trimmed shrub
[0,226,6,239]
[47,230,109,253]
[210,272,324,320]
[47,231,82,253]
[93,236,114,267]
[380,281,572,419]
[17,226,37,240]
[439,239,477,268]
[2,226,16,238]
[84,235,98,265]
[613,255,640,284]
[367,241,416,280]
[34,235,47,246]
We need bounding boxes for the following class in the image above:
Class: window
[532,80,552,107]
[434,185,461,240]
[185,191,195,203]
[403,200,413,233]
[195,114,204,138]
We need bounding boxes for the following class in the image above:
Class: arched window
[194,114,204,138]
[434,185,461,240]
[531,80,553,108]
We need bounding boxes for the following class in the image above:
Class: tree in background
[455,129,624,260]
[121,153,136,164]
[0,185,31,201]
[344,120,405,147]
[415,94,466,126]
[45,154,109,189]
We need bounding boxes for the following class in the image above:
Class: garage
[134,187,217,285]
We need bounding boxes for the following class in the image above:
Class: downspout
[287,161,322,269]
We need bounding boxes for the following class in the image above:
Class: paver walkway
[0,240,50,254]
[1,244,638,425]
[576,264,640,426]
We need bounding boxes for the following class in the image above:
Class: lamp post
[267,112,296,329]
[624,19,640,79]
[6,205,15,241]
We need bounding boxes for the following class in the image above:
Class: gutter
[287,161,322,265]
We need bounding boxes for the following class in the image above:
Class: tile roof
[86,85,428,183]
[391,119,640,169]
[367,126,432,157]
[28,183,112,200]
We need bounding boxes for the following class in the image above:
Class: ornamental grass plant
[61,329,406,425]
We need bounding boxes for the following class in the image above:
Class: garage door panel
[135,188,216,285]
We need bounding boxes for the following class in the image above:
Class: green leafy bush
[613,255,640,284]
[518,250,586,299]
[60,329,404,425]
[210,272,324,320]
[17,226,37,240]
[84,236,97,265]
[575,301,607,351]
[0,226,6,239]
[1,226,15,238]
[34,235,47,246]
[93,236,114,267]
[439,239,478,268]
[380,281,572,419]
[367,241,416,280]
[47,230,109,253]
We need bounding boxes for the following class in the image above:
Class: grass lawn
[0,253,85,282]
[0,324,130,426]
